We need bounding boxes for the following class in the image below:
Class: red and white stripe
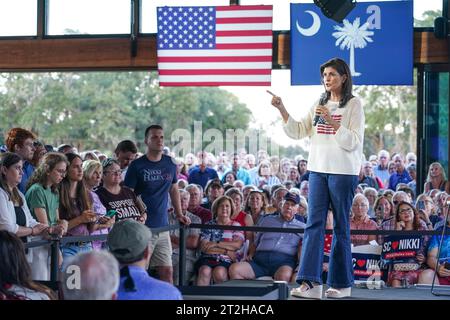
[317,115,342,135]
[157,5,273,86]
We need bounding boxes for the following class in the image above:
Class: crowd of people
[0,126,449,300]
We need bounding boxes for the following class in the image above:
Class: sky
[0,0,443,148]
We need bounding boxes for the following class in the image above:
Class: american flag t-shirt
[316,114,342,135]
[156,5,273,86]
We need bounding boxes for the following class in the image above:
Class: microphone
[313,93,328,127]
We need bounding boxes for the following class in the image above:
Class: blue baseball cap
[284,192,300,205]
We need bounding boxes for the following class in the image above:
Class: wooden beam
[414,31,449,64]
[0,31,447,72]
[0,37,158,71]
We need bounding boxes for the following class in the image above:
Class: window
[46,0,131,35]
[0,0,37,36]
[240,0,443,30]
[424,71,449,177]
[141,0,229,33]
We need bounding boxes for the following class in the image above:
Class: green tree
[355,82,417,156]
[414,9,442,27]
[0,72,252,154]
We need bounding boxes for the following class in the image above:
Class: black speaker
[313,0,356,23]
[434,16,448,39]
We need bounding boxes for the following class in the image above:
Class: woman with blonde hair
[82,160,114,250]
[424,162,450,194]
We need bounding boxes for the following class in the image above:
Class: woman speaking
[270,58,364,299]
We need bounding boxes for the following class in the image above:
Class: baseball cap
[284,192,300,205]
[205,178,223,194]
[107,220,152,263]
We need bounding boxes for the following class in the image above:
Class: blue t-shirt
[19,161,35,194]
[187,166,219,189]
[124,154,177,228]
[388,169,412,191]
[117,266,182,300]
[428,225,450,263]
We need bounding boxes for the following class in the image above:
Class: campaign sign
[352,253,382,281]
[381,234,423,263]
[290,1,413,85]
[352,244,382,281]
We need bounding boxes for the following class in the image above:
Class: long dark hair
[395,201,422,230]
[59,153,92,220]
[320,57,354,108]
[0,230,55,300]
[0,152,23,206]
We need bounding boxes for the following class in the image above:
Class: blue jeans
[61,242,93,271]
[296,171,357,288]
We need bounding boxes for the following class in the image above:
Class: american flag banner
[156,5,273,86]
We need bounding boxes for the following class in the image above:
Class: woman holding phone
[25,152,69,280]
[269,58,364,299]
[95,158,147,224]
[82,160,115,250]
[59,153,97,265]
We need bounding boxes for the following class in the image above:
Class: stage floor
[181,280,450,300]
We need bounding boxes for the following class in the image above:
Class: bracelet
[30,227,34,236]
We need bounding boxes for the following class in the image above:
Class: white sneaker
[290,282,323,300]
[324,287,352,299]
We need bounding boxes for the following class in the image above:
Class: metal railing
[24,223,450,287]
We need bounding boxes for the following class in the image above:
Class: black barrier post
[178,225,187,286]
[50,238,60,282]
[274,281,288,300]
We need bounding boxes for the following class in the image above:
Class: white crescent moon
[296,10,321,37]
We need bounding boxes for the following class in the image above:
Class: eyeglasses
[105,170,121,176]
[352,204,367,208]
[55,169,66,176]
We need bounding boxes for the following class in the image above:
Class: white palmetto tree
[332,17,374,77]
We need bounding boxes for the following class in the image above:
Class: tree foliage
[0,72,251,153]
[355,83,417,157]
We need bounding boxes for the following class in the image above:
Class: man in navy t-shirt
[124,124,190,284]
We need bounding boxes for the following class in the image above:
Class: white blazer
[0,187,39,234]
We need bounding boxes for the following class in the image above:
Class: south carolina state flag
[157,5,273,86]
[291,1,413,85]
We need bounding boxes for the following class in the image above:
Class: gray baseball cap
[107,220,152,263]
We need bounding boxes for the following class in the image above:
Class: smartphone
[106,210,117,218]
[417,200,425,210]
